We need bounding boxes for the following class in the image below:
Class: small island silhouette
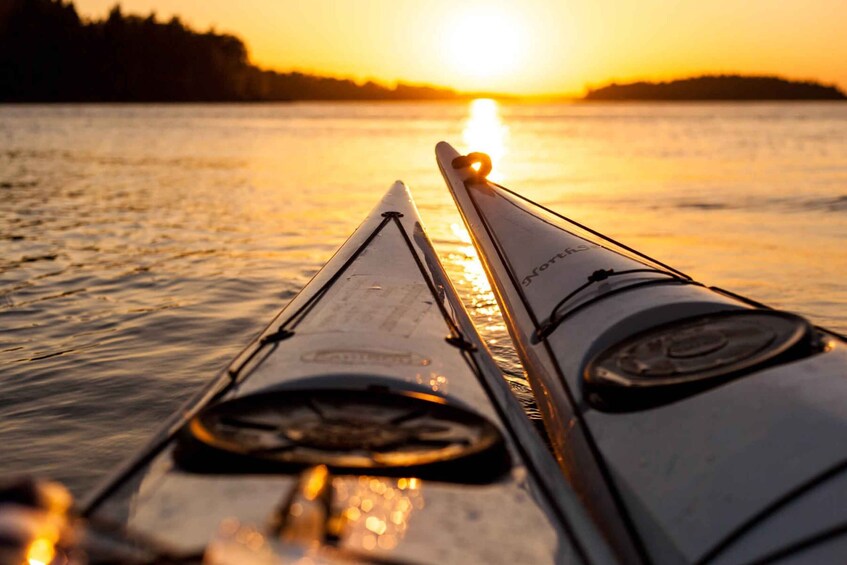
[585,75,846,101]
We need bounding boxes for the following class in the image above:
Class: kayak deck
[81,182,613,564]
[437,142,847,564]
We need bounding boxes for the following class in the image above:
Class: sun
[442,8,526,86]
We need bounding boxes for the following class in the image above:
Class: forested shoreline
[0,0,460,102]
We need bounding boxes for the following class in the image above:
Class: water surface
[1,101,845,495]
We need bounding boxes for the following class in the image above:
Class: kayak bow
[80,181,614,564]
[437,142,847,565]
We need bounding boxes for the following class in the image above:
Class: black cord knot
[381,211,404,218]
[451,152,493,180]
[588,269,615,283]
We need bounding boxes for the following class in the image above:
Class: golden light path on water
[454,99,510,347]
[462,99,508,183]
[449,222,506,340]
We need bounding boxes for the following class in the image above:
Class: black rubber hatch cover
[584,310,817,411]
[177,387,510,483]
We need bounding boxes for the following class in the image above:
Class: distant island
[0,0,461,102]
[584,75,846,101]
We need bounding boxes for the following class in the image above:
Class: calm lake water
[1,101,845,496]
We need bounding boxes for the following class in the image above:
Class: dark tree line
[0,0,460,102]
[585,75,846,101]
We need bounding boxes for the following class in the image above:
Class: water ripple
[1,102,845,496]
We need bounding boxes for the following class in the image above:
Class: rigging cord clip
[261,328,295,344]
[445,334,477,351]
[588,269,615,283]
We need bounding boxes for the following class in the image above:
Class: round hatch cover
[177,388,509,483]
[584,310,815,411]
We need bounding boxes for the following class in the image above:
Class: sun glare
[443,9,525,86]
[463,99,508,181]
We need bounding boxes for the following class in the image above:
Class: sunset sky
[73,0,847,96]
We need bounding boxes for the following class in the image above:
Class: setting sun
[441,8,527,87]
[64,0,847,95]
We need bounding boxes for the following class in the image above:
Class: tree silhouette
[0,0,459,101]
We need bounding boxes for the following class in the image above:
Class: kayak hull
[82,181,614,564]
[437,141,847,564]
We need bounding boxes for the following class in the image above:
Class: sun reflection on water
[448,223,507,341]
[416,371,449,394]
[450,223,494,304]
[462,99,508,182]
[332,476,424,552]
[26,537,56,565]
[207,476,424,561]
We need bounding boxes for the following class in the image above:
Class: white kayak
[437,142,847,565]
[77,182,614,564]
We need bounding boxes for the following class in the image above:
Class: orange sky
[74,0,847,96]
